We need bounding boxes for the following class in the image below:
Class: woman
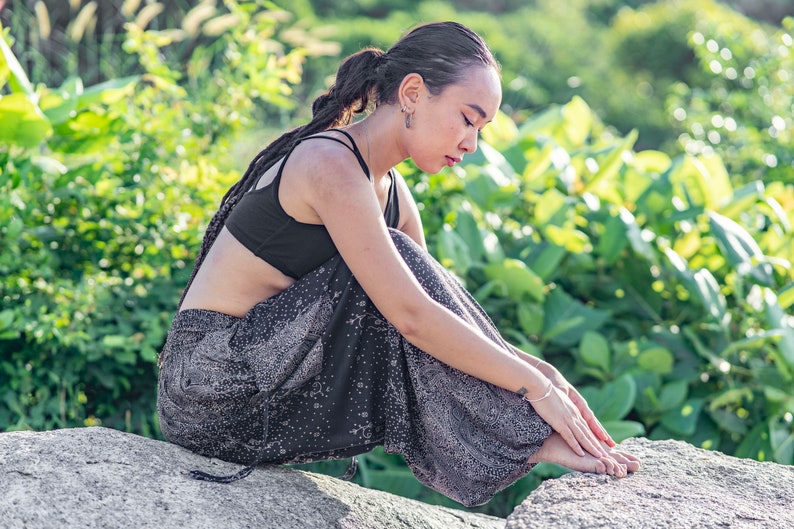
[157,21,640,507]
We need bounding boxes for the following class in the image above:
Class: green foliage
[667,13,794,185]
[0,1,304,433]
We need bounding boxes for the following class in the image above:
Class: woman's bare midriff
[178,227,296,318]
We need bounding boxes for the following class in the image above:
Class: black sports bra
[224,129,400,278]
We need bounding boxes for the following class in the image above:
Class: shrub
[0,1,304,434]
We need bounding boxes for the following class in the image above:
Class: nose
[460,128,479,154]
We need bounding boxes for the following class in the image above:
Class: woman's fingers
[557,427,586,457]
[568,389,616,446]
[572,420,608,458]
[533,389,610,459]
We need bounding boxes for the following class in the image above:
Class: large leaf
[0,30,33,95]
[637,346,674,375]
[0,93,52,147]
[561,96,593,148]
[580,374,637,421]
[770,418,794,465]
[76,75,140,110]
[708,210,774,285]
[524,242,566,281]
[618,207,657,263]
[584,129,638,192]
[596,213,628,265]
[542,287,610,346]
[578,330,611,372]
[763,287,794,372]
[483,258,545,302]
[40,77,83,125]
[735,423,772,461]
[602,420,646,442]
[660,398,704,436]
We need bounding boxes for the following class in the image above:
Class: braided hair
[178,21,498,308]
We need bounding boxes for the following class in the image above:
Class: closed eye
[463,114,474,127]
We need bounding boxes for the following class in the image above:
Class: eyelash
[463,114,474,127]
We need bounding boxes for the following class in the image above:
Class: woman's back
[178,132,398,318]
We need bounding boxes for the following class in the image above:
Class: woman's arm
[393,168,426,249]
[292,144,607,459]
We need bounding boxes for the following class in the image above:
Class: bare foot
[529,433,639,477]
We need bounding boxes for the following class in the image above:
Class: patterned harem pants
[157,229,552,507]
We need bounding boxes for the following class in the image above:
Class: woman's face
[408,66,502,174]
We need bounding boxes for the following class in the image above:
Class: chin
[418,161,446,175]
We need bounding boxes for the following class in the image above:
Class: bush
[667,13,794,185]
[0,1,304,434]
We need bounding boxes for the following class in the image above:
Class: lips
[446,156,462,167]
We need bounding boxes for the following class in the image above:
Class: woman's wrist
[516,379,554,402]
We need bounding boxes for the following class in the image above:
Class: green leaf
[517,302,544,336]
[75,75,140,110]
[542,287,610,346]
[735,423,771,460]
[0,31,33,95]
[637,346,674,374]
[602,420,646,443]
[522,142,555,184]
[480,109,519,148]
[102,335,127,348]
[40,76,83,125]
[618,207,657,263]
[0,93,53,147]
[526,243,566,281]
[596,214,628,265]
[0,309,14,329]
[720,180,763,220]
[763,287,794,372]
[770,418,794,465]
[544,225,589,253]
[483,258,545,302]
[581,374,636,421]
[692,268,729,325]
[585,129,638,192]
[452,207,487,263]
[657,380,688,412]
[660,398,703,436]
[708,388,752,411]
[578,331,611,372]
[561,96,593,147]
[436,226,473,273]
[777,282,794,311]
[708,210,773,285]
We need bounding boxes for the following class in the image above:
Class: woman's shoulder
[289,133,362,173]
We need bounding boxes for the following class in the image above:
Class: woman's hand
[536,361,616,447]
[528,384,609,459]
[513,347,616,449]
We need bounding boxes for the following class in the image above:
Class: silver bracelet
[526,382,554,403]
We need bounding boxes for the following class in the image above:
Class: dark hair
[178,22,498,308]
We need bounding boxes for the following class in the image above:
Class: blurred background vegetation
[1,0,793,518]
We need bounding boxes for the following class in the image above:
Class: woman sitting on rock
[157,20,641,507]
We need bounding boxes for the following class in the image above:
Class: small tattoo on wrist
[517,386,528,396]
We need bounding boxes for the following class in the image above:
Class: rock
[507,436,794,529]
[0,427,503,529]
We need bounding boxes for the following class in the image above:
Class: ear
[398,73,424,107]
